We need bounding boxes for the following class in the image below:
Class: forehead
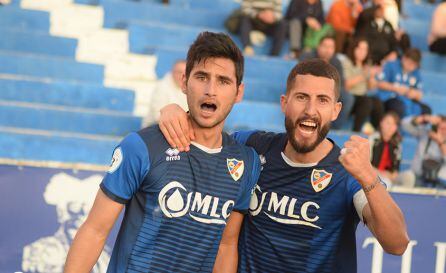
[320,39,335,47]
[174,62,186,70]
[291,74,336,98]
[191,57,236,78]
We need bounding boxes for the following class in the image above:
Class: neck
[283,138,333,164]
[190,118,223,149]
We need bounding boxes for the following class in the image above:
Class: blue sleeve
[346,175,362,202]
[231,130,258,145]
[233,148,261,214]
[414,70,422,90]
[100,133,150,204]
[377,62,393,83]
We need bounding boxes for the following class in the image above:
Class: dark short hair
[286,59,341,100]
[382,111,400,125]
[347,37,370,66]
[318,35,336,46]
[185,31,244,86]
[403,48,422,64]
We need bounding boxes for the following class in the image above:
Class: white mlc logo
[249,185,322,229]
[158,181,234,225]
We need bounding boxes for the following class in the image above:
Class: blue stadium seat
[421,71,444,95]
[169,0,240,13]
[421,52,446,73]
[0,6,50,32]
[424,94,446,114]
[403,2,435,20]
[102,0,227,29]
[0,28,77,57]
[0,78,135,112]
[400,19,430,51]
[0,101,141,136]
[226,101,284,132]
[128,22,220,54]
[0,128,119,165]
[244,79,285,103]
[0,51,104,83]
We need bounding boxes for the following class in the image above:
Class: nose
[304,98,317,116]
[205,78,217,96]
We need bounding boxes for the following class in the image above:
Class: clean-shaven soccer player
[158,59,409,273]
[64,32,261,273]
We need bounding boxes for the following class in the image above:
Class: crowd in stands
[151,0,446,189]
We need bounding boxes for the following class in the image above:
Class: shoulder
[244,131,286,155]
[136,125,171,156]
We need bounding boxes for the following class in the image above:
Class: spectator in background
[356,0,399,35]
[239,0,287,56]
[343,38,384,131]
[370,111,402,186]
[147,60,188,125]
[326,0,363,53]
[376,48,431,118]
[398,114,446,188]
[361,5,398,65]
[285,0,332,57]
[429,2,446,55]
[300,36,354,129]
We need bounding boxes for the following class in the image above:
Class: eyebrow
[295,92,333,101]
[193,70,234,83]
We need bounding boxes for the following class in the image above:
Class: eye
[319,97,329,104]
[296,94,307,102]
[196,75,206,81]
[219,79,230,85]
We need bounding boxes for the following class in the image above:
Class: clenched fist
[339,135,377,186]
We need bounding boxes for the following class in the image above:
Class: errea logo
[166,148,180,161]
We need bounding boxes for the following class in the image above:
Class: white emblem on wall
[108,147,123,173]
[21,173,110,273]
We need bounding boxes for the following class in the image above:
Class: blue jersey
[101,126,261,273]
[233,131,366,273]
[376,60,423,116]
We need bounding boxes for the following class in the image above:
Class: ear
[235,83,245,103]
[181,73,187,95]
[331,101,342,121]
[280,94,288,114]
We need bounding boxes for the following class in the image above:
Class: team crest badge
[227,158,244,182]
[311,169,332,192]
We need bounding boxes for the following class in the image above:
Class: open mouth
[201,102,217,112]
[298,120,318,134]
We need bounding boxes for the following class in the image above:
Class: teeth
[301,121,316,127]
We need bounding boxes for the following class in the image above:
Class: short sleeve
[231,130,258,145]
[377,62,393,83]
[100,133,150,204]
[346,175,366,221]
[232,148,261,214]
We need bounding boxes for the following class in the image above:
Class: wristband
[363,176,384,193]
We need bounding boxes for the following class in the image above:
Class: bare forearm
[361,176,409,255]
[64,224,108,273]
[213,245,238,273]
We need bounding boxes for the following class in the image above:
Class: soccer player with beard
[64,32,261,273]
[158,59,409,273]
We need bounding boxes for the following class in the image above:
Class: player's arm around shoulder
[64,189,124,273]
[339,135,409,256]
